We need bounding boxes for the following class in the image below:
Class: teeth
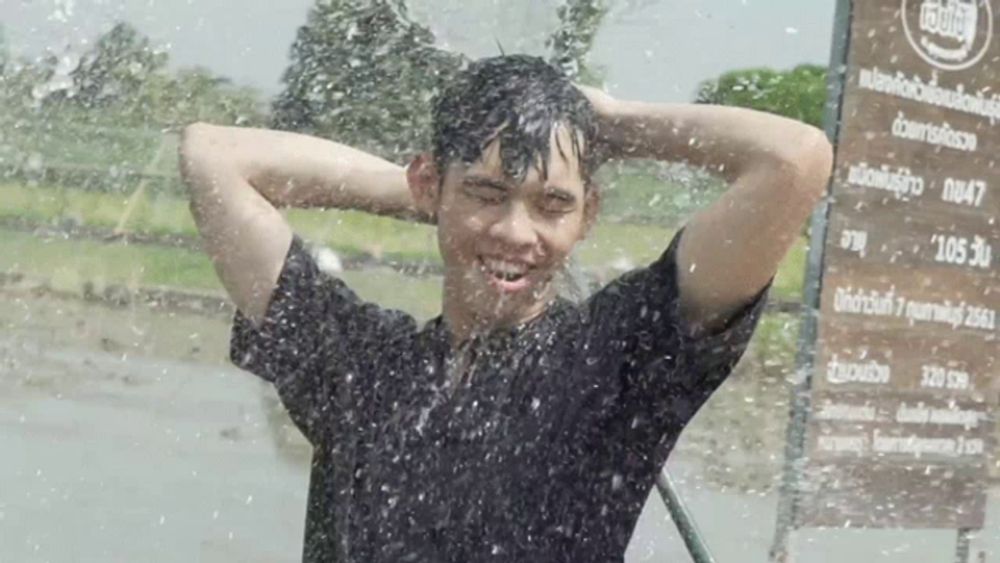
[483,258,528,276]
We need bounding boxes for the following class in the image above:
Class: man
[180,55,831,562]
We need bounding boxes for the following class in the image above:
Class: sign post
[772,0,999,560]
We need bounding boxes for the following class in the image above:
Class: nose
[487,201,538,250]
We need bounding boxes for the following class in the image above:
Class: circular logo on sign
[901,0,993,71]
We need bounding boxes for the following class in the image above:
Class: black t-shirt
[230,230,768,563]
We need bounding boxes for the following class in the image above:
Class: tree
[695,64,827,128]
[70,22,167,109]
[272,0,618,159]
[0,25,49,110]
[145,67,267,127]
[271,0,464,160]
[0,55,61,112]
[52,21,264,127]
[546,0,608,84]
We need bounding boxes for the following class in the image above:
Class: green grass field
[0,228,445,320]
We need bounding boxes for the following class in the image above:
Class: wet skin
[409,125,599,343]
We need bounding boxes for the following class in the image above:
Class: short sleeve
[230,236,415,443]
[585,228,769,404]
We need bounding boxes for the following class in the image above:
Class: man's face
[417,125,596,332]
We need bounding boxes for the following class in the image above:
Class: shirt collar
[421,296,574,353]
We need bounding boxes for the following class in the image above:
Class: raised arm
[178,123,420,323]
[583,88,833,331]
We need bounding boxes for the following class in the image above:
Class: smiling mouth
[479,256,532,285]
[495,272,524,282]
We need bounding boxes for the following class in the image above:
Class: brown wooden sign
[825,207,998,276]
[796,0,1000,530]
[796,462,987,529]
[814,322,995,397]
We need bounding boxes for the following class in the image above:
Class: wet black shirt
[230,231,767,563]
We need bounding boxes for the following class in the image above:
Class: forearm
[595,100,826,183]
[580,90,832,327]
[180,123,426,222]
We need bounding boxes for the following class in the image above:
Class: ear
[581,184,601,238]
[407,153,441,220]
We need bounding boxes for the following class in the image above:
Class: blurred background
[1,0,996,561]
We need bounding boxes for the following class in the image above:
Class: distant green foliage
[69,22,168,110]
[141,67,267,127]
[695,64,827,128]
[0,22,266,187]
[272,0,615,160]
[65,22,265,127]
[4,21,267,129]
[0,35,62,114]
[271,0,464,160]
[0,60,49,111]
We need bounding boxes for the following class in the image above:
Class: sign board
[796,0,999,530]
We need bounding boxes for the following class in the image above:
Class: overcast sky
[1,0,836,102]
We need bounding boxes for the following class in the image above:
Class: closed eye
[539,188,577,213]
[463,177,509,204]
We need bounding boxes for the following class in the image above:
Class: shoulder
[231,235,420,368]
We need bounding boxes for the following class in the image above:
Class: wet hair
[431,55,599,186]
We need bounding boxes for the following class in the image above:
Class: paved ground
[1,291,997,562]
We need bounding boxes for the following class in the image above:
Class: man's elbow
[781,126,834,202]
[178,122,227,192]
[179,122,206,179]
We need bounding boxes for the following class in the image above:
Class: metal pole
[768,1,854,561]
[655,468,717,563]
[955,528,972,563]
